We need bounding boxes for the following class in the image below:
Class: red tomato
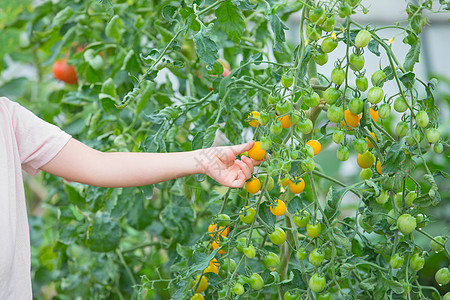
[52,59,78,84]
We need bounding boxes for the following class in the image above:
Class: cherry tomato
[203,264,219,275]
[365,131,377,148]
[348,97,364,115]
[191,293,204,300]
[248,111,260,127]
[269,226,287,245]
[435,267,450,285]
[221,258,236,272]
[282,73,294,88]
[395,121,408,137]
[360,168,373,180]
[258,111,271,126]
[313,51,328,66]
[243,244,256,259]
[239,206,256,224]
[271,121,283,135]
[304,92,321,107]
[353,138,368,154]
[301,157,315,172]
[415,110,429,128]
[415,213,427,229]
[390,253,404,269]
[269,92,281,104]
[309,248,325,267]
[52,59,78,84]
[356,151,375,169]
[425,128,440,144]
[371,70,387,87]
[376,190,389,204]
[349,53,365,71]
[270,199,287,216]
[394,96,408,112]
[260,136,272,151]
[247,142,266,160]
[430,236,445,252]
[322,15,336,32]
[263,252,280,268]
[309,7,326,25]
[331,68,345,85]
[434,142,444,153]
[338,3,352,18]
[336,145,350,161]
[260,175,275,192]
[323,87,340,104]
[355,29,371,48]
[276,101,291,115]
[193,275,208,293]
[232,282,245,295]
[298,118,313,134]
[306,139,321,155]
[397,214,416,235]
[296,248,309,260]
[379,103,391,119]
[306,24,322,41]
[307,222,322,238]
[294,210,310,228]
[356,75,368,91]
[343,109,361,128]
[321,37,338,53]
[317,292,331,300]
[367,86,384,104]
[309,273,326,293]
[302,145,315,158]
[248,273,264,290]
[217,214,230,227]
[289,177,305,194]
[410,253,425,271]
[333,130,345,144]
[245,177,261,194]
[327,104,344,123]
[284,290,300,300]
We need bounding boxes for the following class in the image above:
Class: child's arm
[40,138,260,188]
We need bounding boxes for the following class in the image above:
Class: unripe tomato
[239,206,256,224]
[379,103,391,119]
[430,236,446,252]
[271,121,283,135]
[297,248,309,260]
[300,144,314,158]
[289,177,305,194]
[317,292,331,300]
[376,190,389,204]
[221,258,236,272]
[349,53,365,71]
[309,248,325,267]
[232,282,245,295]
[390,253,404,269]
[263,252,280,268]
[410,253,425,271]
[322,15,336,32]
[444,292,450,300]
[245,177,261,194]
[327,104,344,123]
[248,111,260,127]
[395,121,409,137]
[357,151,375,169]
[294,210,310,228]
[282,73,294,88]
[309,273,326,293]
[260,175,275,192]
[248,273,264,290]
[371,70,387,87]
[323,87,340,104]
[284,290,300,300]
[306,24,322,41]
[435,268,450,286]
[321,37,338,53]
[406,129,421,146]
[309,7,326,25]
[425,128,439,144]
[415,110,429,128]
[307,222,322,238]
[298,118,313,134]
[394,96,408,112]
[336,145,350,161]
[301,157,315,172]
[260,136,272,151]
[236,237,247,252]
[415,213,427,228]
[193,275,208,293]
[276,101,291,115]
[217,214,231,227]
[331,68,345,85]
[243,244,256,259]
[338,3,352,18]
[247,142,266,160]
[333,130,345,144]
[304,92,321,107]
[355,29,371,48]
[367,86,384,104]
[52,59,78,84]
[269,226,286,245]
[313,51,328,66]
[269,92,281,104]
[354,138,368,154]
[387,209,396,225]
[258,111,271,126]
[270,199,287,216]
[397,214,416,235]
[360,168,373,180]
[349,97,364,115]
[356,75,368,91]
[434,142,444,153]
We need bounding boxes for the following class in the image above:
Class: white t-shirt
[0,97,71,299]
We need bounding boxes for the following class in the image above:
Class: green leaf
[359,275,378,291]
[268,14,288,53]
[259,203,276,228]
[382,142,415,176]
[105,15,123,42]
[0,77,28,99]
[324,186,344,221]
[215,2,246,43]
[87,211,121,252]
[84,49,104,71]
[332,228,351,252]
[368,39,380,56]
[403,38,420,71]
[202,124,220,148]
[52,6,73,28]
[193,25,219,67]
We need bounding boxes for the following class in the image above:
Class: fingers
[230,140,254,155]
[230,170,246,188]
[235,159,252,180]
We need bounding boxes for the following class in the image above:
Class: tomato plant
[2,0,449,299]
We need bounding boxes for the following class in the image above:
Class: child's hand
[199,141,261,188]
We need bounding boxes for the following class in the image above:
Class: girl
[0,96,260,299]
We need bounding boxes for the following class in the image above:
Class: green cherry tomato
[321,37,338,53]
[348,97,364,115]
[425,128,440,144]
[217,213,231,226]
[232,282,245,295]
[263,252,280,268]
[394,96,408,112]
[435,267,450,285]
[430,236,446,252]
[276,101,291,115]
[397,214,416,235]
[297,118,313,134]
[270,121,283,135]
[410,253,425,271]
[304,92,321,107]
[415,110,429,128]
[323,87,340,104]
[248,273,264,290]
[309,248,325,267]
[349,53,365,71]
[309,273,326,293]
[269,92,281,104]
[258,111,271,126]
[309,7,326,25]
[327,104,344,123]
[301,145,315,158]
[317,292,331,300]
[390,253,405,269]
[301,157,315,172]
[322,15,336,32]
[297,248,309,260]
[338,3,352,18]
[333,130,345,144]
[236,237,247,252]
[434,142,444,153]
[306,24,322,41]
[239,206,256,224]
[294,210,310,228]
[284,290,300,300]
[395,121,409,137]
[282,73,294,88]
[331,68,345,85]
[444,292,450,300]
[405,129,421,146]
[360,168,373,180]
[387,209,396,225]
[313,51,328,66]
[269,226,286,245]
[348,0,361,6]
[260,136,272,151]
[260,175,275,192]
[221,258,237,272]
[307,222,322,238]
[371,70,387,87]
[376,190,389,204]
[367,86,384,104]
[354,138,369,154]
[336,145,350,161]
[356,75,368,91]
[379,103,391,119]
[415,213,427,228]
[355,29,371,48]
[243,244,256,259]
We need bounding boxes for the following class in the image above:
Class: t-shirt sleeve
[4,98,72,176]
